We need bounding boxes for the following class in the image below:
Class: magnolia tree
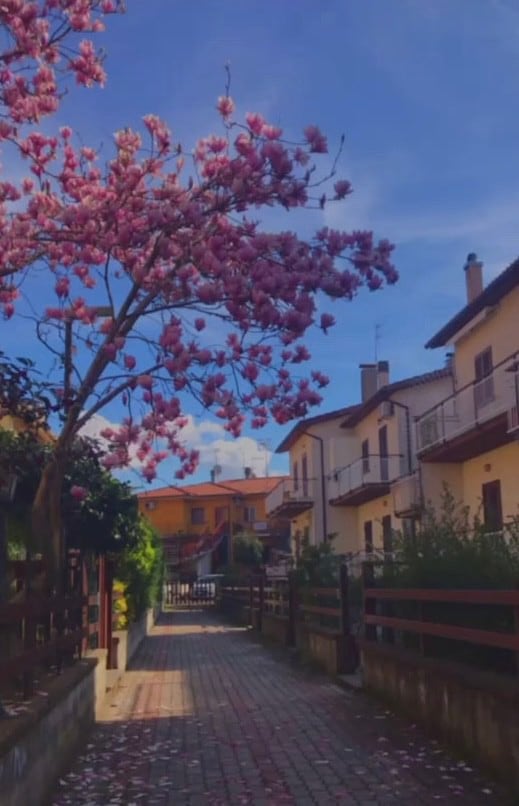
[0,2,397,588]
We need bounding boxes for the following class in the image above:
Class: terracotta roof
[275,405,359,453]
[340,368,452,428]
[138,475,287,500]
[426,257,519,349]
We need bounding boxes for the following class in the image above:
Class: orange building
[138,475,289,579]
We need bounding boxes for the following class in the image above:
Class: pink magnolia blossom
[70,485,88,502]
[0,3,397,488]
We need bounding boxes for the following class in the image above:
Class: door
[474,347,494,411]
[302,453,309,497]
[378,425,388,482]
[364,520,373,554]
[482,480,503,532]
[382,515,393,554]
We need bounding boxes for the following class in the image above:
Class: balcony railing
[265,477,315,516]
[328,454,404,503]
[392,472,421,517]
[416,354,519,453]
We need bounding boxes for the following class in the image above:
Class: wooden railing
[363,570,519,676]
[220,566,357,668]
[0,550,114,707]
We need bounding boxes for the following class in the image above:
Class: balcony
[265,477,315,518]
[416,356,519,462]
[328,454,404,506]
[392,473,421,518]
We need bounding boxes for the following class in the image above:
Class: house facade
[416,253,519,530]
[328,364,452,555]
[138,475,289,579]
[266,363,452,557]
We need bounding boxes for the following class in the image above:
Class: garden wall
[362,641,519,788]
[0,654,105,806]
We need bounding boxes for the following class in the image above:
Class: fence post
[514,584,519,677]
[340,564,358,673]
[22,552,35,699]
[249,575,254,628]
[258,575,264,633]
[287,574,296,646]
[362,561,377,642]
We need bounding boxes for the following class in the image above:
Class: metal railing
[416,354,519,452]
[265,476,316,515]
[328,454,404,501]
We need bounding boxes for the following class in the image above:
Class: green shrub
[116,518,164,623]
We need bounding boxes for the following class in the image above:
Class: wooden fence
[362,562,519,676]
[219,565,359,674]
[0,550,114,706]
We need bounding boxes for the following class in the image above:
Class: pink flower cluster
[0,3,397,483]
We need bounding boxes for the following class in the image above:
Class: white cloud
[79,411,274,480]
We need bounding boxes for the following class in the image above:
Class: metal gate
[164,579,220,608]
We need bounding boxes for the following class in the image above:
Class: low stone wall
[296,622,345,676]
[0,653,106,806]
[109,608,156,689]
[362,641,519,788]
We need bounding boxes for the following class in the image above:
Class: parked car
[191,574,224,600]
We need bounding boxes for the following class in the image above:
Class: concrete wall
[453,283,519,389]
[0,654,105,806]
[461,442,519,524]
[110,608,157,689]
[0,610,157,806]
[362,642,519,788]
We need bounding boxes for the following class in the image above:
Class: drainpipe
[301,431,328,542]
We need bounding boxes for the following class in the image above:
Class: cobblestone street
[51,610,514,805]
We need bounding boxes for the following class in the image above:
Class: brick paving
[51,610,514,805]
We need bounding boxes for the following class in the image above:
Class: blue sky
[6,0,519,487]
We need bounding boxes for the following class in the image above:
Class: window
[302,453,309,497]
[191,507,205,525]
[474,347,494,410]
[382,514,393,554]
[402,517,417,542]
[145,500,157,511]
[378,425,389,482]
[482,480,503,533]
[243,506,256,523]
[361,439,370,475]
[364,520,373,553]
[293,460,299,491]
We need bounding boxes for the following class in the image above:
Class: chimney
[360,364,377,402]
[464,252,483,304]
[377,360,389,390]
[244,466,252,479]
[210,468,215,483]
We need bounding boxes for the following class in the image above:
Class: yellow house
[329,364,452,555]
[138,475,288,577]
[416,253,519,529]
[267,362,452,557]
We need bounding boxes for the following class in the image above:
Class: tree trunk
[31,452,65,594]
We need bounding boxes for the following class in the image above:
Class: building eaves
[426,257,519,349]
[340,367,452,428]
[275,404,359,453]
